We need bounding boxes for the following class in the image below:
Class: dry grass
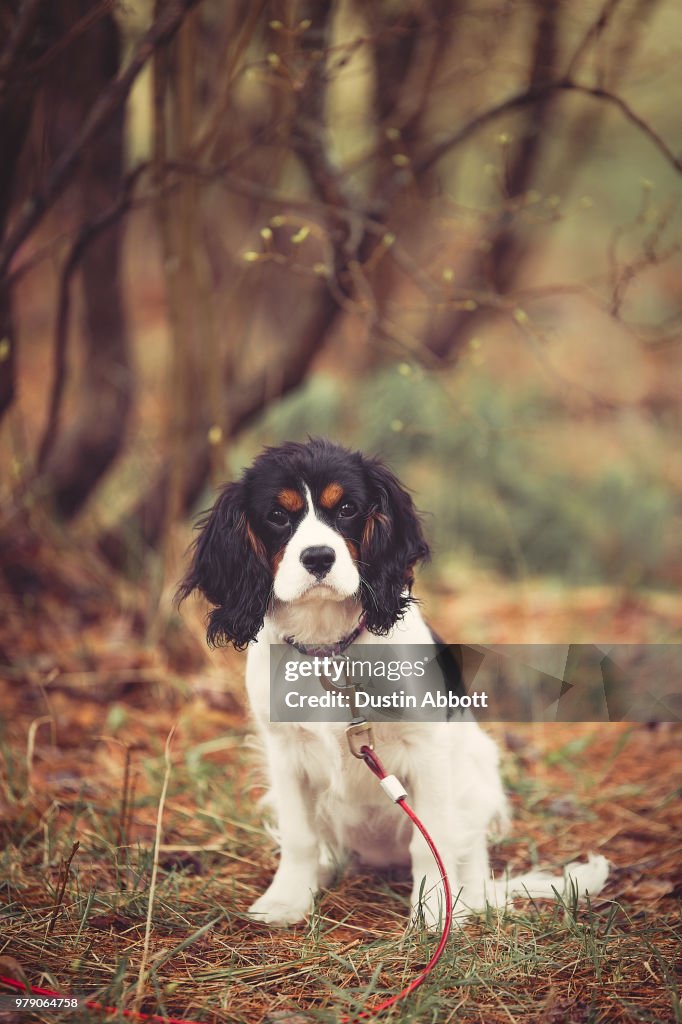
[1,654,680,1023]
[0,528,680,1022]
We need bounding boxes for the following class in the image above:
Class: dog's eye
[338,501,357,519]
[267,508,289,527]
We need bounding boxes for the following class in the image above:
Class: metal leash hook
[346,717,375,759]
[319,662,375,760]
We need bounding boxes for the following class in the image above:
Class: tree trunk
[38,7,132,518]
[0,0,43,419]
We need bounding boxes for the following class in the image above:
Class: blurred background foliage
[248,368,676,586]
[0,0,681,654]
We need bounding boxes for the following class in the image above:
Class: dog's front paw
[248,891,313,927]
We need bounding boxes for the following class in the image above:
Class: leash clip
[346,719,375,759]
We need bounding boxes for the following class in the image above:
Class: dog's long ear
[360,459,430,635]
[176,483,272,650]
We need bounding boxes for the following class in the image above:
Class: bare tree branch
[288,2,355,220]
[549,0,664,203]
[0,0,204,281]
[0,0,42,97]
[564,0,623,80]
[15,0,117,80]
[414,77,682,182]
[191,0,268,160]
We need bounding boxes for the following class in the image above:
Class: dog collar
[283,616,366,657]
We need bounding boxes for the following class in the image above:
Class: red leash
[0,977,203,1024]
[1,746,452,1022]
[342,745,453,1021]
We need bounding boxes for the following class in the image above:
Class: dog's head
[177,438,429,649]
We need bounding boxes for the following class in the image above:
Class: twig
[289,1,355,231]
[0,0,42,95]
[125,771,138,854]
[19,0,117,80]
[31,667,161,689]
[564,0,623,79]
[191,0,268,159]
[46,841,79,936]
[116,745,133,852]
[568,80,682,172]
[26,715,54,796]
[414,77,682,181]
[133,726,175,1015]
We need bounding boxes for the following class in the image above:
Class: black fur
[177,439,430,647]
[177,482,272,649]
[359,457,430,634]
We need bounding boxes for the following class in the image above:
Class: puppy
[178,438,608,929]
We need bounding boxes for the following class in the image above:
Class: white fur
[245,595,609,930]
[272,486,360,605]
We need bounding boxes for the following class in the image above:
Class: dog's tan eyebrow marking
[320,482,344,509]
[278,488,305,512]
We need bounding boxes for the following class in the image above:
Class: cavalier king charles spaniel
[179,438,608,929]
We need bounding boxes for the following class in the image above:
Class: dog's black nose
[301,545,336,579]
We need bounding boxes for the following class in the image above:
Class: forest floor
[0,528,680,1024]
